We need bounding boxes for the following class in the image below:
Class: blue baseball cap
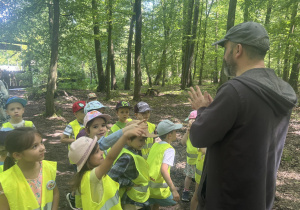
[5,97,27,108]
[157,120,182,136]
[84,101,107,114]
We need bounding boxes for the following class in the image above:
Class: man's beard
[223,54,237,77]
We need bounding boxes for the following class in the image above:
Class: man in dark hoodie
[188,22,297,210]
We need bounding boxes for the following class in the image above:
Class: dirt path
[10,89,300,210]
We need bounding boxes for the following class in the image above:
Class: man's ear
[12,152,22,161]
[236,44,243,58]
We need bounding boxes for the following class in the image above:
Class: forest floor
[10,84,300,210]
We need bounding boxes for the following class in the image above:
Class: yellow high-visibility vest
[141,122,156,159]
[147,142,173,199]
[80,172,122,210]
[195,151,205,184]
[186,136,198,165]
[0,160,57,210]
[1,121,34,129]
[115,148,150,203]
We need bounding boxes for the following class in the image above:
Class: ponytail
[3,155,15,171]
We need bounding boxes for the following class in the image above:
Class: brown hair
[4,127,42,171]
[71,143,98,193]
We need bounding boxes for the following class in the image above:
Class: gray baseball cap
[212,22,270,51]
[157,120,182,136]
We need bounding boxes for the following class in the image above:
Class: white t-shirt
[159,141,175,166]
[10,120,35,128]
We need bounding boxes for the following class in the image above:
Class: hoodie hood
[232,68,297,116]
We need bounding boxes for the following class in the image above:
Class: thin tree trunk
[219,0,237,85]
[125,2,135,90]
[45,0,59,116]
[142,47,152,87]
[111,42,116,90]
[243,0,250,22]
[133,0,142,100]
[105,0,112,99]
[92,0,105,92]
[282,2,297,81]
[213,0,219,84]
[265,0,272,68]
[288,50,299,93]
[154,49,166,85]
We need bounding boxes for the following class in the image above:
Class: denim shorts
[148,194,177,206]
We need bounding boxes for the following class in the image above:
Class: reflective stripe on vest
[147,142,173,199]
[186,137,198,165]
[0,160,57,209]
[195,152,205,184]
[100,190,120,210]
[148,181,168,188]
[115,148,150,203]
[1,121,34,129]
[187,153,198,158]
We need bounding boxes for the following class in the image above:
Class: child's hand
[172,189,180,201]
[124,122,147,138]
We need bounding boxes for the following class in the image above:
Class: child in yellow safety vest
[0,127,59,209]
[108,101,132,135]
[66,110,142,209]
[190,148,206,210]
[147,120,182,210]
[68,121,148,210]
[1,97,35,130]
[134,101,156,159]
[108,120,157,209]
[60,101,86,165]
[0,128,12,173]
[180,110,198,202]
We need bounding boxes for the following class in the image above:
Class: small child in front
[0,127,59,209]
[134,101,156,159]
[108,101,132,135]
[181,110,198,202]
[68,123,147,210]
[108,120,157,209]
[147,120,182,210]
[1,96,35,129]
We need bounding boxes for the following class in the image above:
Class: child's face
[97,108,105,113]
[87,144,104,169]
[127,136,147,150]
[169,130,177,142]
[188,119,195,127]
[74,109,85,123]
[6,102,25,119]
[135,110,150,121]
[16,134,45,162]
[116,107,130,123]
[87,98,97,103]
[87,117,108,139]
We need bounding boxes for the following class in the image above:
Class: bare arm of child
[95,124,146,180]
[200,148,206,155]
[161,163,180,201]
[60,134,75,144]
[181,129,189,145]
[0,183,9,210]
[51,185,59,210]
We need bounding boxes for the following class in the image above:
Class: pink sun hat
[185,110,197,121]
[84,110,111,127]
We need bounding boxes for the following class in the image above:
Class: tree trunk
[219,0,237,85]
[243,0,250,22]
[154,49,167,85]
[288,50,299,93]
[125,2,135,90]
[187,0,200,87]
[213,0,219,84]
[111,42,116,90]
[282,2,297,81]
[265,0,272,68]
[198,0,214,85]
[133,0,142,101]
[142,47,152,87]
[45,0,59,117]
[105,0,112,99]
[92,0,105,92]
[181,0,194,90]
